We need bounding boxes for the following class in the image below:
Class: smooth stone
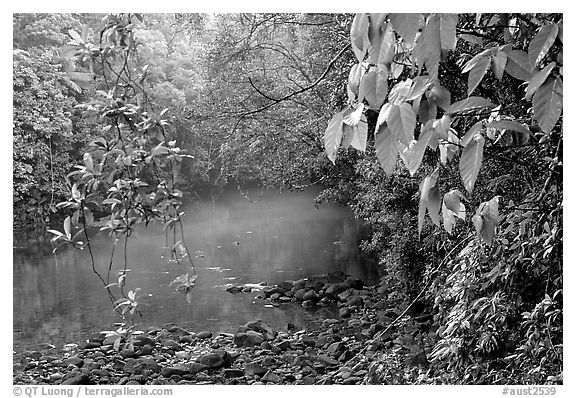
[162,340,183,351]
[196,352,226,369]
[347,295,363,307]
[223,368,245,378]
[160,366,190,378]
[124,358,161,375]
[303,290,319,302]
[294,288,307,301]
[196,331,213,339]
[244,363,266,376]
[61,374,91,385]
[339,306,352,318]
[178,335,195,344]
[233,331,264,347]
[63,356,84,368]
[261,370,282,383]
[133,335,155,347]
[301,300,315,308]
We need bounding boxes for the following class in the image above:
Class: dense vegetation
[13,13,562,384]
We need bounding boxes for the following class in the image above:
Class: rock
[316,355,339,367]
[120,349,137,359]
[225,285,243,294]
[162,339,183,351]
[343,376,363,385]
[338,350,354,362]
[303,290,319,302]
[261,357,276,367]
[63,356,84,368]
[133,335,155,347]
[178,335,195,344]
[49,372,64,381]
[175,351,191,360]
[88,332,107,344]
[61,374,91,385]
[276,340,290,351]
[124,358,161,375]
[344,277,364,290]
[261,370,282,383]
[338,290,352,302]
[294,288,307,301]
[324,318,340,326]
[196,352,226,369]
[301,335,316,347]
[244,363,267,377]
[270,293,282,300]
[160,366,190,378]
[196,331,213,339]
[85,341,102,349]
[22,350,43,360]
[103,335,121,346]
[136,344,154,357]
[347,295,363,307]
[315,333,335,348]
[339,306,352,318]
[244,320,276,340]
[278,281,293,291]
[223,368,244,378]
[233,331,264,347]
[185,363,210,375]
[414,313,434,323]
[302,300,315,308]
[326,342,346,356]
[293,279,307,290]
[260,341,272,350]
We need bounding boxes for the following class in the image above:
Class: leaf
[351,14,370,62]
[388,103,416,146]
[462,49,492,73]
[83,153,94,172]
[64,216,71,238]
[343,103,365,126]
[378,23,396,66]
[348,63,364,98]
[350,114,368,152]
[473,196,500,246]
[459,135,485,194]
[467,55,491,96]
[389,13,421,44]
[443,189,466,214]
[341,124,354,149]
[375,124,397,175]
[423,14,441,78]
[533,77,562,134]
[406,75,434,101]
[388,78,412,105]
[428,84,451,109]
[398,124,433,176]
[528,24,558,68]
[71,183,81,200]
[323,111,345,164]
[487,120,532,137]
[84,207,94,226]
[361,68,386,110]
[418,169,441,236]
[504,50,533,81]
[68,29,83,43]
[492,51,507,80]
[375,65,389,106]
[442,201,465,235]
[376,103,392,128]
[460,120,484,147]
[440,14,458,51]
[446,97,496,115]
[525,62,556,100]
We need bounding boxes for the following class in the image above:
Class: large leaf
[440,14,458,51]
[459,135,485,194]
[533,77,563,134]
[446,97,496,115]
[389,13,421,44]
[525,62,556,100]
[348,63,364,97]
[418,169,441,236]
[406,75,434,101]
[64,216,72,239]
[443,189,466,214]
[460,120,483,147]
[388,103,416,146]
[423,14,441,78]
[528,24,558,68]
[467,55,491,96]
[439,129,460,164]
[442,200,465,235]
[375,124,397,175]
[324,111,345,164]
[350,114,368,152]
[472,196,500,246]
[378,23,395,66]
[428,84,451,110]
[343,103,365,126]
[341,124,355,149]
[487,120,532,137]
[376,103,393,129]
[351,14,370,62]
[361,68,387,110]
[375,64,389,106]
[367,15,386,63]
[398,124,433,176]
[504,50,533,81]
[462,48,492,73]
[492,51,507,80]
[388,78,412,105]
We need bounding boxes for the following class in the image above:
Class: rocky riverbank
[13,276,437,385]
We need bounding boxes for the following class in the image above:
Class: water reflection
[13,189,377,350]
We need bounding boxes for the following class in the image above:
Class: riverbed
[13,188,377,351]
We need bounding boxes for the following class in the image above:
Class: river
[13,188,377,351]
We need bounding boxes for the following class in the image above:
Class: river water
[13,188,377,351]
